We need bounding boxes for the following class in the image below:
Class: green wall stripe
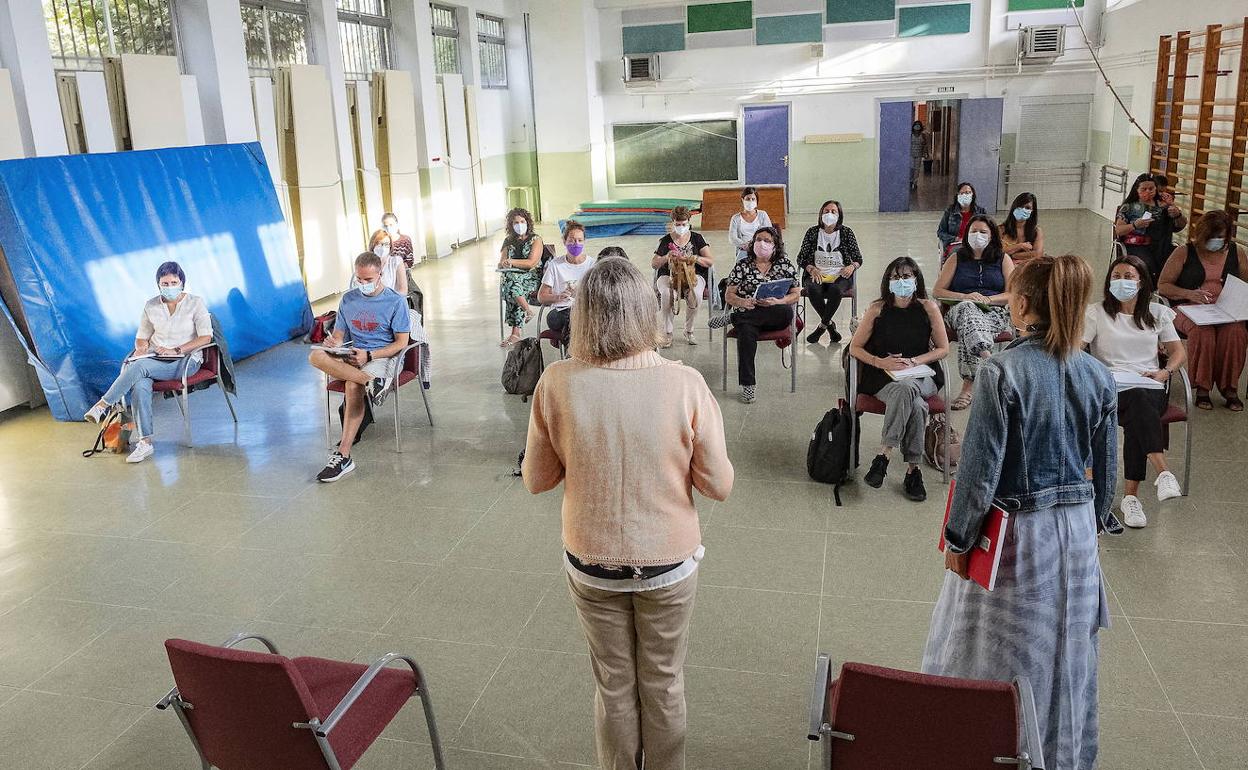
[898,3,971,37]
[622,23,686,54]
[1007,0,1083,10]
[687,1,754,34]
[756,13,823,45]
[826,0,894,24]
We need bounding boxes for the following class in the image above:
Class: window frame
[44,0,181,72]
[337,1,392,80]
[475,12,507,89]
[240,0,314,77]
[430,2,461,76]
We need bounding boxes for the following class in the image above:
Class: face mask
[968,232,991,251]
[374,244,390,258]
[357,281,378,295]
[673,224,690,236]
[753,241,775,259]
[1206,238,1226,252]
[566,242,584,257]
[1013,207,1032,221]
[743,200,757,212]
[821,212,839,228]
[957,192,974,208]
[384,224,398,236]
[1109,279,1139,302]
[160,285,182,301]
[512,221,528,236]
[890,277,917,298]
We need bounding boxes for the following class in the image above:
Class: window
[44,0,178,71]
[430,3,459,75]
[338,0,391,80]
[476,13,506,88]
[240,1,311,77]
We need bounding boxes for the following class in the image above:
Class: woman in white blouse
[1083,254,1186,528]
[83,262,213,464]
[728,187,772,261]
[357,229,408,296]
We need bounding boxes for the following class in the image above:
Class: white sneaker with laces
[1154,471,1182,501]
[84,402,108,423]
[1120,495,1147,528]
[683,331,698,346]
[125,441,154,464]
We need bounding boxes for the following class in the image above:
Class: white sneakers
[683,331,698,346]
[1155,471,1182,502]
[1120,495,1147,528]
[126,440,154,464]
[84,402,108,423]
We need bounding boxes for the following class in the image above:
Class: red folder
[938,479,1011,591]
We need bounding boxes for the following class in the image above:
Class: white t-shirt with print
[1083,302,1179,373]
[815,229,844,273]
[542,256,597,310]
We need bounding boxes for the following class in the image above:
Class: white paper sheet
[887,364,937,380]
[1178,274,1248,326]
[1112,370,1165,391]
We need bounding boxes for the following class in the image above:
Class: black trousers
[803,276,851,326]
[732,305,793,387]
[547,307,571,344]
[1118,387,1167,481]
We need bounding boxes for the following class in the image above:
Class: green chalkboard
[612,120,739,185]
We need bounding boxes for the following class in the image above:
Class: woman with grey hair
[523,257,734,770]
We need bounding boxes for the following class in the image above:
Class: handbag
[83,404,136,458]
[924,412,961,473]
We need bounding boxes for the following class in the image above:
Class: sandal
[951,393,973,411]
[1225,393,1243,412]
[500,333,521,348]
[1195,392,1213,410]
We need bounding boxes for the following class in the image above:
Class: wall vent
[1021,25,1065,60]
[623,54,659,83]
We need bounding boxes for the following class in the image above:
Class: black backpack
[502,337,544,401]
[807,399,859,506]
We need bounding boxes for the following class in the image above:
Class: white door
[438,73,479,246]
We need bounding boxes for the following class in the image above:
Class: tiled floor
[0,209,1244,769]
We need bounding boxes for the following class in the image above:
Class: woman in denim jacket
[923,255,1122,770]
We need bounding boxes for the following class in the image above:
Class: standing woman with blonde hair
[524,257,734,770]
[923,254,1121,770]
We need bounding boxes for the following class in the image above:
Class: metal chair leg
[181,390,192,448]
[324,375,332,449]
[721,331,729,391]
[790,314,798,393]
[419,685,448,770]
[1183,421,1192,495]
[218,375,238,423]
[419,383,434,426]
[393,383,402,453]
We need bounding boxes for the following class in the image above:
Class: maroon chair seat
[855,393,947,416]
[144,342,237,447]
[808,655,1043,770]
[538,328,568,359]
[1161,403,1186,425]
[325,343,432,452]
[725,315,806,348]
[160,635,446,770]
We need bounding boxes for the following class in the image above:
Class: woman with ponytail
[923,254,1121,770]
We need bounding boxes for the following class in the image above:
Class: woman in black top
[651,205,713,348]
[796,200,862,344]
[848,257,950,501]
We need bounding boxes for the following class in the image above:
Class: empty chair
[158,632,446,770]
[807,653,1044,770]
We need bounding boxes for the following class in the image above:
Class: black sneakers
[864,454,889,488]
[826,321,842,343]
[806,325,825,344]
[904,467,927,502]
[317,451,356,483]
[366,377,391,407]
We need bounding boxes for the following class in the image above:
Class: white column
[0,0,69,156]
[173,0,256,144]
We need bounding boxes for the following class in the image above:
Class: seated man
[309,252,411,482]
[537,220,595,344]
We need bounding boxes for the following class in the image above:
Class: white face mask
[512,221,528,236]
[821,212,839,228]
[957,192,974,208]
[743,199,757,212]
[1109,279,1139,302]
[1206,238,1226,252]
[673,224,690,236]
[968,231,991,251]
[384,223,399,236]
[374,244,390,259]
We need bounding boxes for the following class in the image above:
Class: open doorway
[911,100,959,211]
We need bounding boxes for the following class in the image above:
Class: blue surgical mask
[1109,279,1139,302]
[1013,207,1032,221]
[1206,238,1226,252]
[160,285,182,301]
[512,221,527,236]
[957,192,973,207]
[357,281,378,295]
[890,277,917,298]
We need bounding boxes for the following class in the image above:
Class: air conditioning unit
[1021,25,1065,60]
[623,54,659,83]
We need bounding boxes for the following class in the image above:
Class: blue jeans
[102,357,201,439]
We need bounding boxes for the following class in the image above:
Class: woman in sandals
[933,215,1015,410]
[497,207,545,347]
[1158,209,1247,411]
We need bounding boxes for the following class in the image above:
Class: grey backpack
[502,337,544,401]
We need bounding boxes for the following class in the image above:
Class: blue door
[743,105,790,189]
[878,100,914,213]
[958,98,1004,214]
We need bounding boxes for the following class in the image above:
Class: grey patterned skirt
[922,500,1109,770]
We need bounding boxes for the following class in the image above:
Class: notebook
[1112,370,1165,391]
[938,479,1012,591]
[887,364,937,381]
[1178,274,1248,326]
[753,279,793,301]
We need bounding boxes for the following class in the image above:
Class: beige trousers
[567,571,699,770]
[655,275,705,335]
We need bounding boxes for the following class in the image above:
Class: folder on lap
[1178,274,1248,326]
[938,479,1011,591]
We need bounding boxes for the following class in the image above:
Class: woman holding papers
[1114,173,1186,283]
[848,257,949,502]
[83,262,212,464]
[796,200,862,344]
[924,255,1120,770]
[709,227,799,403]
[933,215,1016,410]
[1158,210,1248,411]
[1084,254,1186,527]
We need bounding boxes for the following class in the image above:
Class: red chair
[324,342,433,453]
[846,357,952,484]
[158,632,446,770]
[721,310,805,393]
[1161,363,1194,495]
[807,653,1044,770]
[147,342,238,447]
[534,305,569,360]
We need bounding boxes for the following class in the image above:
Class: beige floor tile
[514,576,589,655]
[822,533,945,603]
[1132,618,1248,718]
[1097,622,1172,712]
[146,546,318,618]
[338,505,487,564]
[382,567,555,645]
[1101,548,1248,624]
[697,526,825,594]
[444,510,564,574]
[0,690,145,770]
[684,665,809,770]
[709,476,831,531]
[817,597,934,672]
[1096,706,1202,770]
[0,598,125,687]
[1179,713,1248,770]
[687,585,820,676]
[259,555,431,632]
[80,709,203,770]
[132,492,282,546]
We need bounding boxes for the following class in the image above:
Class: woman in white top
[1083,254,1186,528]
[728,187,772,261]
[83,262,213,464]
[356,229,408,296]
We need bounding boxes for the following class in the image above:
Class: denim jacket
[945,335,1122,553]
[937,203,987,250]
